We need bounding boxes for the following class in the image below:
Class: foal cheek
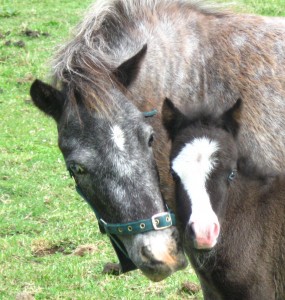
[176,185,192,231]
[207,179,228,220]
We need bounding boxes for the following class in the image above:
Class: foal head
[162,98,242,250]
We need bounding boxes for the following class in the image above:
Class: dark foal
[162,98,285,300]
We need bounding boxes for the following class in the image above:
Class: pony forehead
[172,137,219,178]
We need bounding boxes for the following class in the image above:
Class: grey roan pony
[30,76,187,281]
[162,98,285,300]
[30,0,285,281]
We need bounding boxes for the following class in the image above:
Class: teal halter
[75,185,175,236]
[142,109,158,117]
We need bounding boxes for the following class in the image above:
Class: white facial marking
[172,137,219,222]
[111,125,125,151]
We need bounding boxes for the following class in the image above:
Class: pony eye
[68,163,86,176]
[228,169,237,181]
[148,133,154,147]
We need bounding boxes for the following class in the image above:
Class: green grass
[239,0,285,15]
[0,1,284,299]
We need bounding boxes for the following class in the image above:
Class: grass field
[1,1,284,299]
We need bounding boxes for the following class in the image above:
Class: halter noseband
[75,185,175,236]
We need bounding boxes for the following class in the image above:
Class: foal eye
[228,169,237,181]
[148,133,154,147]
[68,163,86,176]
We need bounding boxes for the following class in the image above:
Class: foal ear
[162,98,186,140]
[114,44,147,87]
[30,79,65,122]
[221,98,242,137]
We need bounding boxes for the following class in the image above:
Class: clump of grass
[31,238,53,256]
[31,238,80,256]
[0,7,19,18]
[242,0,285,16]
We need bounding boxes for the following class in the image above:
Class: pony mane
[51,0,232,111]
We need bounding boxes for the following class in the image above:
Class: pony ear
[113,44,147,87]
[162,98,186,140]
[30,79,65,122]
[221,98,242,137]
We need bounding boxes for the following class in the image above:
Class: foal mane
[51,0,231,113]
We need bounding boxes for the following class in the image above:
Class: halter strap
[143,109,158,117]
[75,185,175,236]
[99,211,174,235]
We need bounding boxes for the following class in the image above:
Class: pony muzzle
[120,227,188,281]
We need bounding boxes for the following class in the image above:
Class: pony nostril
[141,246,162,265]
[141,246,154,260]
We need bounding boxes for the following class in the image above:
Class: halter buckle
[151,212,172,230]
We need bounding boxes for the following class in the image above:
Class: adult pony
[30,0,285,280]
[30,77,187,281]
[162,98,285,300]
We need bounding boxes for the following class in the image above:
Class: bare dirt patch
[15,291,35,300]
[22,29,50,38]
[180,281,201,296]
[31,239,77,256]
[71,244,98,256]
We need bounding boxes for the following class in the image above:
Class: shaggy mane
[51,0,232,111]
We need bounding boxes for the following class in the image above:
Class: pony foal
[162,98,285,300]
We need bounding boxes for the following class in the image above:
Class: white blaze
[111,125,125,151]
[172,137,219,223]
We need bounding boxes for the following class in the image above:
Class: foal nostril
[213,222,220,238]
[186,222,196,239]
[188,221,220,249]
